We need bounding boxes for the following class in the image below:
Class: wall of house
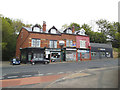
[76,35,90,48]
[16,28,29,58]
[29,33,61,48]
[61,34,76,47]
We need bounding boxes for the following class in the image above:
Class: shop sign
[98,48,105,51]
[66,48,76,51]
[77,50,89,53]
[46,51,50,54]
[45,49,61,51]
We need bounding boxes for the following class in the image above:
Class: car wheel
[44,61,48,64]
[32,62,35,65]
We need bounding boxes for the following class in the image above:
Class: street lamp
[59,40,65,62]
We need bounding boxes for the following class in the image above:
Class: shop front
[90,43,113,59]
[20,47,45,63]
[65,48,76,61]
[77,49,90,61]
[91,47,113,59]
[45,48,61,62]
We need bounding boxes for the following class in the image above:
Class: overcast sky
[0,0,119,31]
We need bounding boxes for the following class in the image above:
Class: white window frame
[49,40,57,48]
[80,40,86,48]
[32,39,40,47]
[66,40,73,47]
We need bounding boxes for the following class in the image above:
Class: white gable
[51,29,56,34]
[78,29,85,35]
[33,27,41,32]
[66,29,72,34]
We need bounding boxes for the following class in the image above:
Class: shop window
[32,39,40,47]
[100,52,105,57]
[49,40,57,48]
[91,52,97,56]
[80,40,86,48]
[106,52,110,57]
[33,53,43,59]
[66,40,73,47]
[51,52,60,59]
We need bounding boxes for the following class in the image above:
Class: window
[51,29,56,34]
[66,40,73,47]
[91,52,97,56]
[32,39,40,47]
[49,40,57,48]
[80,40,86,48]
[33,27,41,32]
[66,30,72,34]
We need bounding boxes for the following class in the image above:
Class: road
[1,58,119,88]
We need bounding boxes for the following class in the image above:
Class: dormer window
[66,29,72,34]
[32,24,42,32]
[63,28,72,34]
[51,29,56,34]
[48,26,60,34]
[77,29,86,35]
[33,27,41,32]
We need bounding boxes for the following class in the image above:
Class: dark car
[30,58,49,65]
[10,58,21,65]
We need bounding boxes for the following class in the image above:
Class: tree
[69,23,81,31]
[81,23,92,36]
[1,16,16,61]
[61,24,69,30]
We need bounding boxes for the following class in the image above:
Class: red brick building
[16,21,91,63]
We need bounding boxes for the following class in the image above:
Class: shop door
[78,52,80,61]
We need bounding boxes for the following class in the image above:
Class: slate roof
[90,43,112,48]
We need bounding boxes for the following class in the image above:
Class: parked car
[30,58,49,65]
[10,58,21,65]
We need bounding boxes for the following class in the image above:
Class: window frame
[49,40,57,48]
[31,38,41,47]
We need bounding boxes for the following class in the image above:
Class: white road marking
[57,72,64,74]
[7,76,18,78]
[22,75,32,77]
[66,71,72,73]
[38,74,44,76]
[46,73,53,75]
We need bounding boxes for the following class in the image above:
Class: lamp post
[59,40,65,62]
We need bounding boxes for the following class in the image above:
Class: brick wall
[16,28,29,58]
[16,28,90,58]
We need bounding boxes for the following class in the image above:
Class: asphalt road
[1,58,118,80]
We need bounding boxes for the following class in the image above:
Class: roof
[22,26,88,36]
[90,43,112,48]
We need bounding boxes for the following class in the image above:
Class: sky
[0,0,119,31]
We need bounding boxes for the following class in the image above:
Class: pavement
[44,66,119,88]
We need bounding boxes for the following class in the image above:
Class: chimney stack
[72,25,75,34]
[43,21,46,32]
